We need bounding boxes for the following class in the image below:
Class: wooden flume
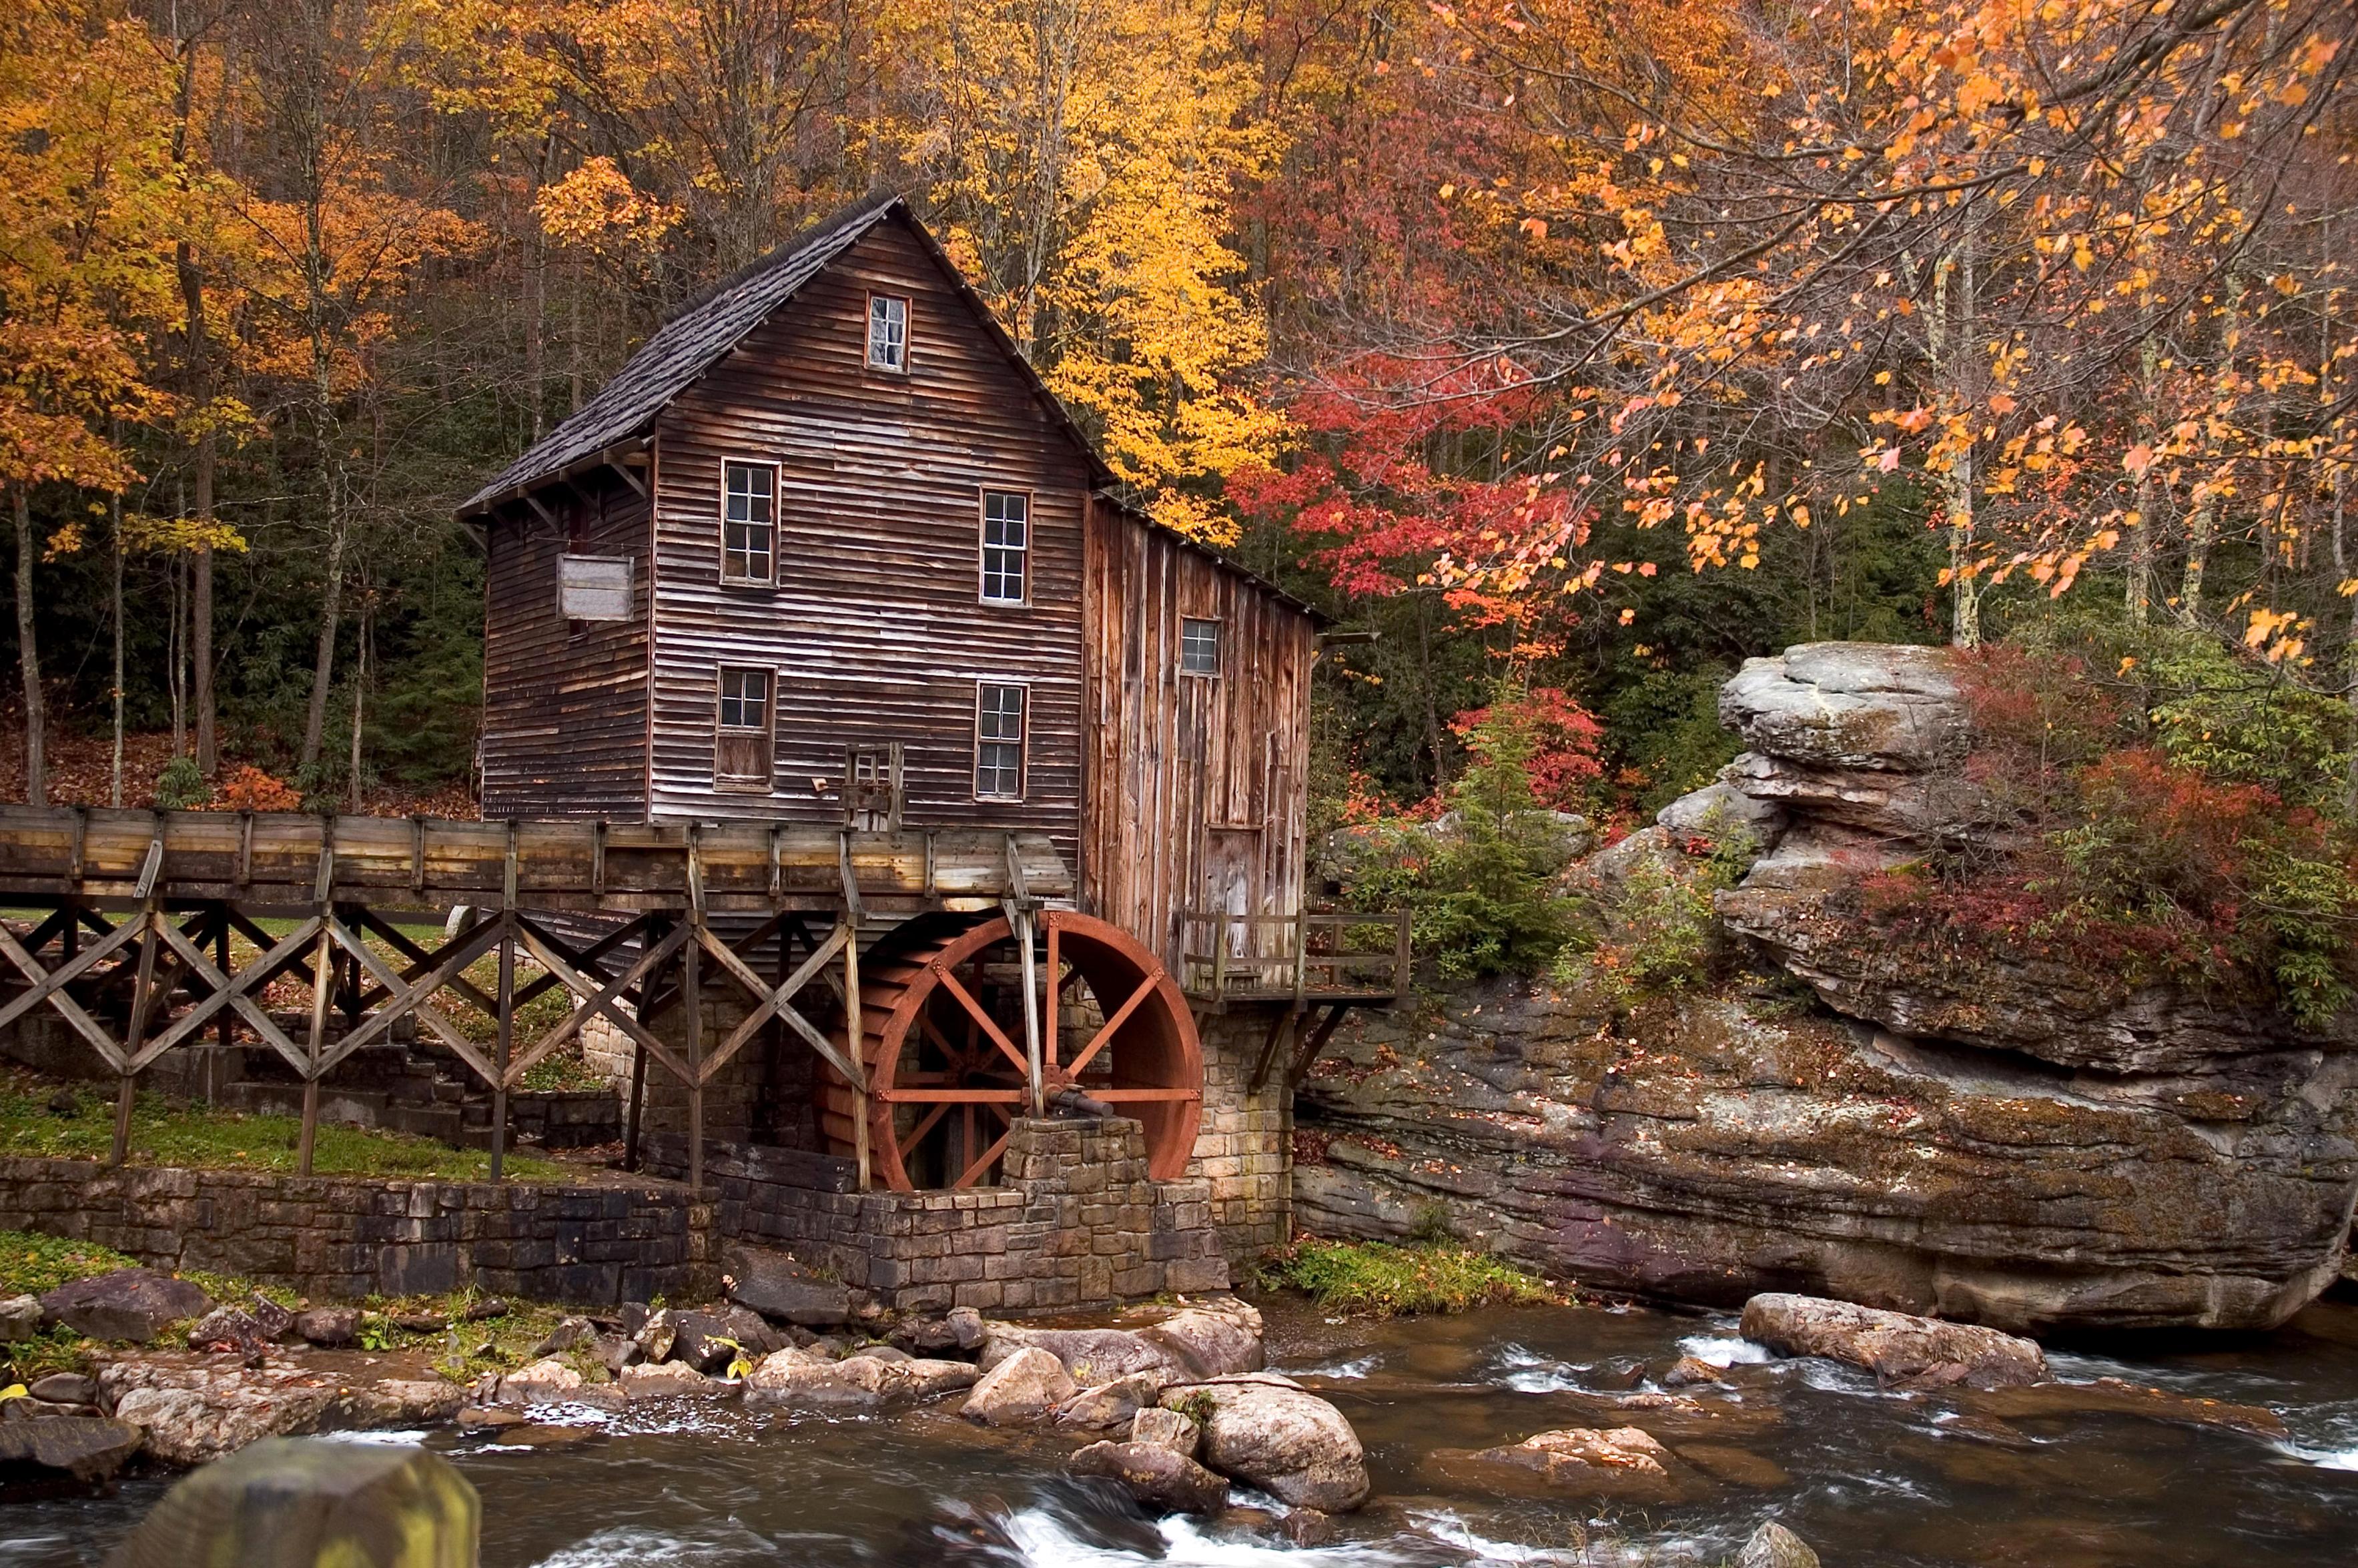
[0,805,1071,1194]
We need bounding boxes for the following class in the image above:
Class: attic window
[867,294,909,372]
[1181,618,1222,675]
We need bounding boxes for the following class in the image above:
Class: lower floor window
[716,665,774,787]
[974,682,1026,799]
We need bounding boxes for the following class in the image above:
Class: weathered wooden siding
[480,470,651,821]
[1082,502,1316,972]
[647,216,1090,861]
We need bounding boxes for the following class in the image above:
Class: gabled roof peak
[460,191,907,516]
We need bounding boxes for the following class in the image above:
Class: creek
[6,1294,2357,1567]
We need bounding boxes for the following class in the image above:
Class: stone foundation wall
[655,1116,1230,1314]
[0,1157,715,1306]
[1188,1010,1292,1254]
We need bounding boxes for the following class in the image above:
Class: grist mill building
[458,192,1405,1298]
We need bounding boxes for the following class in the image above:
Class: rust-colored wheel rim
[816,910,1202,1190]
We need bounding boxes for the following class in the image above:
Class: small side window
[1180,618,1222,676]
[715,665,775,789]
[974,683,1026,800]
[867,294,909,372]
[981,490,1029,605]
[721,461,777,584]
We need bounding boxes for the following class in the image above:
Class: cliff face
[1294,643,2358,1333]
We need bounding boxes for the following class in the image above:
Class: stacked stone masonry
[673,1116,1231,1314]
[0,1157,716,1304]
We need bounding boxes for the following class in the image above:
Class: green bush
[1255,1238,1553,1316]
[1557,816,1757,1004]
[151,755,208,810]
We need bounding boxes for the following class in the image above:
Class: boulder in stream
[1164,1374,1369,1513]
[962,1346,1076,1426]
[1740,1293,2046,1390]
[1737,1521,1822,1568]
[0,1415,143,1493]
[1068,1439,1230,1516]
[981,1300,1262,1385]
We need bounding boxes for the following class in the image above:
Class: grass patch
[1256,1238,1555,1317]
[0,1071,567,1182]
[0,1230,139,1298]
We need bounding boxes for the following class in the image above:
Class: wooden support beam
[845,918,867,1193]
[683,918,704,1194]
[492,911,514,1183]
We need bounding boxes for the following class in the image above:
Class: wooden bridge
[0,805,1068,1193]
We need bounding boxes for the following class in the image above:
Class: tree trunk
[2127,334,2159,623]
[14,488,45,805]
[347,599,369,810]
[2180,272,2242,623]
[300,490,346,773]
[1930,244,1980,648]
[111,488,125,808]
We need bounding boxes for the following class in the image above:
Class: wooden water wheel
[815,909,1201,1190]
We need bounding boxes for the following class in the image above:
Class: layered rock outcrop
[1296,642,2358,1332]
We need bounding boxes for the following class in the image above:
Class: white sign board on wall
[558,554,633,621]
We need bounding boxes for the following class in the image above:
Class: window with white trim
[974,683,1026,799]
[980,490,1029,604]
[867,294,909,372]
[1180,618,1222,675]
[721,461,776,584]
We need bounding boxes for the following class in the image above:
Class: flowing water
[9,1294,2358,1567]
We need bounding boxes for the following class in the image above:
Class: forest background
[2,0,2353,853]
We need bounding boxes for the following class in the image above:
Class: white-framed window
[1181,617,1222,675]
[721,460,777,584]
[867,294,909,372]
[974,682,1027,800]
[715,665,775,789]
[980,490,1029,605]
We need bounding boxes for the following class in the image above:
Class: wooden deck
[1175,907,1411,1091]
[0,805,1070,1194]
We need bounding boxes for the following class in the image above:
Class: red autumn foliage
[1449,685,1603,813]
[212,766,302,813]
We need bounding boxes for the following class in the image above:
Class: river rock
[102,1360,335,1466]
[1956,1376,2289,1441]
[103,1437,478,1568]
[532,1315,595,1357]
[725,1245,851,1326]
[1164,1375,1369,1512]
[963,1346,1076,1426]
[981,1300,1262,1384]
[1740,1293,2045,1390]
[1068,1439,1230,1515]
[1131,1405,1200,1457]
[1661,1356,1725,1389]
[498,1358,586,1406]
[1472,1426,1671,1485]
[1737,1521,1821,1568]
[1056,1374,1165,1433]
[743,1348,979,1413]
[38,1269,211,1344]
[670,1310,747,1373]
[621,1361,735,1401]
[1,1294,41,1342]
[186,1306,274,1360]
[28,1374,97,1407]
[634,1308,678,1363]
[294,1307,360,1348]
[0,1415,143,1489]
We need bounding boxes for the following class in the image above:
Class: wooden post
[300,928,334,1176]
[843,917,867,1192]
[1292,907,1310,1010]
[1010,901,1043,1116]
[683,924,703,1194]
[490,913,514,1183]
[111,907,161,1166]
[623,920,653,1176]
[1210,914,1229,1008]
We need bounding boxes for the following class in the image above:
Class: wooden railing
[1175,907,1411,1008]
